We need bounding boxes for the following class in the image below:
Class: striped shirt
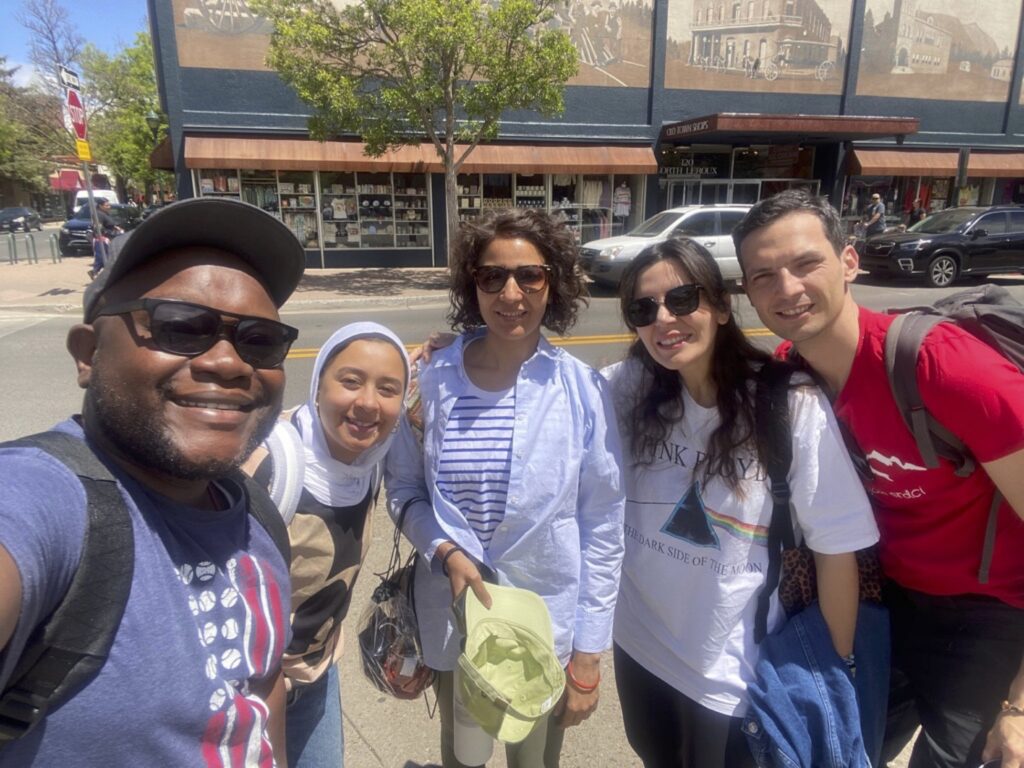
[437,386,515,548]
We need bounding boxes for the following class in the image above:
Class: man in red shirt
[732,190,1024,768]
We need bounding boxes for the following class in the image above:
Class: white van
[73,189,120,211]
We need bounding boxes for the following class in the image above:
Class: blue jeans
[286,664,344,768]
[91,237,108,274]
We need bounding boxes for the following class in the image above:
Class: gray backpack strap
[884,313,974,476]
[0,432,134,744]
[884,314,999,583]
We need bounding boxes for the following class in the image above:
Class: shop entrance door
[700,182,730,204]
[668,180,700,208]
[731,182,760,204]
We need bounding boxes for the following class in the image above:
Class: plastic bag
[357,527,434,699]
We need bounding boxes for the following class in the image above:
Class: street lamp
[145,110,161,142]
[145,110,162,207]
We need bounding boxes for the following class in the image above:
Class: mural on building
[173,0,652,87]
[857,0,1021,102]
[664,0,854,94]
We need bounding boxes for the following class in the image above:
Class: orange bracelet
[566,659,599,692]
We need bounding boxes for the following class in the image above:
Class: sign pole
[59,66,98,235]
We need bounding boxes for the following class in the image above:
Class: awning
[150,136,174,171]
[183,136,657,174]
[850,149,1024,178]
[967,152,1024,178]
[660,113,919,145]
[48,169,85,191]
[849,149,959,177]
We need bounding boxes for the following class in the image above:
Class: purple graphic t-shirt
[0,421,290,766]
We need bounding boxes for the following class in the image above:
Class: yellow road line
[286,327,775,359]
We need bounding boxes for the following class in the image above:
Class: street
[1,270,1022,766]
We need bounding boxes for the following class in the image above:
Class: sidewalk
[0,254,451,314]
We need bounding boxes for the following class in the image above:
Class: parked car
[0,207,43,233]
[860,205,1024,288]
[58,204,143,257]
[579,205,752,288]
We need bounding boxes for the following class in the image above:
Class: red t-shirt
[779,306,1024,607]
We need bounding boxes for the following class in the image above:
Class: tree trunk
[444,162,459,269]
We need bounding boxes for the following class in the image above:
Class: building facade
[148,0,1024,268]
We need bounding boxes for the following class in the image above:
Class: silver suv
[579,205,751,288]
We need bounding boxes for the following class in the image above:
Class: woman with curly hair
[602,238,878,767]
[385,208,625,768]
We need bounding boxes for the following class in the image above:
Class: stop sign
[66,88,87,141]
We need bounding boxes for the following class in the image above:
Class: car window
[1009,211,1024,233]
[628,211,686,237]
[974,213,1007,235]
[675,212,716,238]
[718,211,747,236]
[908,208,978,234]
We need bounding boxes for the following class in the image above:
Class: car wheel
[926,254,958,288]
[23,222,31,233]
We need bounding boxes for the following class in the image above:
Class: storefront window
[612,174,641,234]
[240,170,278,214]
[514,174,546,209]
[196,169,240,198]
[482,174,513,212]
[457,173,482,221]
[278,171,320,249]
[357,172,395,248]
[393,173,430,248]
[319,172,358,249]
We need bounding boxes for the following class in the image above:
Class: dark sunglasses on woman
[472,264,552,294]
[626,284,703,328]
[94,298,299,368]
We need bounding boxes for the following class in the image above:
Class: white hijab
[292,322,410,507]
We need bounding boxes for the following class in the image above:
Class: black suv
[861,206,1024,288]
[58,204,142,257]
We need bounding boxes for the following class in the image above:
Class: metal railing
[5,232,62,265]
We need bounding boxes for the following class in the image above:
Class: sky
[0,0,151,86]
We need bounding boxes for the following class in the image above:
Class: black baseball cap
[84,197,306,321]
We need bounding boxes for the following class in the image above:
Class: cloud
[9,61,42,88]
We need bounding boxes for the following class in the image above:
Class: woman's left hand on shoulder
[554,651,601,729]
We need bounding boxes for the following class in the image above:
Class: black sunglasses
[626,284,703,327]
[95,298,299,369]
[472,264,552,294]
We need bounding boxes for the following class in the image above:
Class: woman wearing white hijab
[250,321,410,768]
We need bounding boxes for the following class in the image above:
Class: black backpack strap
[753,362,796,644]
[0,432,134,744]
[234,470,291,566]
[885,313,974,476]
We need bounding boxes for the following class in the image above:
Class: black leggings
[614,644,754,768]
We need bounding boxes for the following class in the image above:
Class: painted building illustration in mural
[664,0,853,94]
[858,0,1021,102]
[174,0,653,88]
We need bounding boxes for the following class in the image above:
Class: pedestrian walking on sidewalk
[89,199,121,279]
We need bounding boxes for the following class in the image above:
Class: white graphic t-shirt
[604,360,878,716]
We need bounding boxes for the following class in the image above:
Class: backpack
[0,431,290,744]
[884,284,1024,583]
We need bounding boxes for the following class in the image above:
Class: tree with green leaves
[0,56,64,192]
[80,32,172,202]
[249,0,578,261]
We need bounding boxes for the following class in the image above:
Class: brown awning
[183,136,657,174]
[149,136,175,171]
[660,113,919,145]
[849,149,959,177]
[457,145,657,174]
[967,152,1024,178]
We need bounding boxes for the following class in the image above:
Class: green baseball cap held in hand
[454,584,566,744]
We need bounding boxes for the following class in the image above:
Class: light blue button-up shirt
[384,331,626,670]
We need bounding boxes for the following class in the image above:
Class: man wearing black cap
[0,199,305,764]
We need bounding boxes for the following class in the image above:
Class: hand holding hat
[438,541,492,609]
